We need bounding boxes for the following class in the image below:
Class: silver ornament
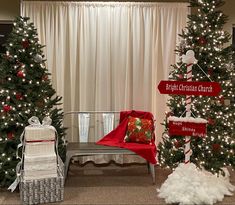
[34,54,43,63]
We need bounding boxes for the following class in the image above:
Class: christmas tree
[0,17,66,187]
[158,0,235,174]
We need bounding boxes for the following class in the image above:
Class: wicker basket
[19,167,64,205]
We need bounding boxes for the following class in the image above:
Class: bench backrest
[64,111,120,142]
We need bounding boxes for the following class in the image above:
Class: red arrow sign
[158,81,221,96]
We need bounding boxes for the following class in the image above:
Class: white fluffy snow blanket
[158,163,235,205]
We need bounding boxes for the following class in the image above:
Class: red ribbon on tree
[16,93,23,100]
[212,143,221,152]
[22,39,29,49]
[198,36,207,45]
[7,132,14,140]
[208,118,215,125]
[208,68,213,76]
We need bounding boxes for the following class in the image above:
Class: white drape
[22,1,189,145]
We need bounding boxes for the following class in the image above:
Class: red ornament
[16,93,23,100]
[166,111,173,118]
[42,75,48,81]
[218,96,225,105]
[208,118,215,125]
[177,74,184,80]
[7,132,14,140]
[22,39,29,49]
[174,140,182,148]
[3,105,11,112]
[212,143,221,152]
[198,37,207,45]
[17,70,25,78]
[207,68,213,76]
[16,61,23,67]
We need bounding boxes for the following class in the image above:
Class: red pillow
[124,117,154,144]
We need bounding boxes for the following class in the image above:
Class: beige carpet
[1,162,235,205]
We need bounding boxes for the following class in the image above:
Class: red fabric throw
[96,110,157,164]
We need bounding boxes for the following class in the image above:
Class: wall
[222,0,235,37]
[0,0,234,39]
[0,0,20,21]
[1,0,234,25]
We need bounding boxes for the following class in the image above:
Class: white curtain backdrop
[22,1,189,162]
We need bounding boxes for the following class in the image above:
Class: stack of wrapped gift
[17,117,64,205]
[23,126,58,180]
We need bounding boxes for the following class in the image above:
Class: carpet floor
[1,162,235,205]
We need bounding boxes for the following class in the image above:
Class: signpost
[157,50,221,164]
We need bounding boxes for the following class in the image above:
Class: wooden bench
[64,111,156,184]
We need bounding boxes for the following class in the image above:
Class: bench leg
[147,161,150,174]
[149,163,156,184]
[64,152,73,180]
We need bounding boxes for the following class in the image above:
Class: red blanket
[96,110,157,164]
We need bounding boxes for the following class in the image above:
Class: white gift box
[23,154,57,180]
[25,141,55,156]
[24,154,57,170]
[25,126,55,141]
[23,170,58,180]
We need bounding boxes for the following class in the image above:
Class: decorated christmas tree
[0,17,66,187]
[158,0,235,174]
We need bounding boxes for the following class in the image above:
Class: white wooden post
[182,50,197,164]
[185,63,193,164]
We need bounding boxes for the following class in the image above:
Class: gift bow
[16,116,55,160]
[28,116,52,126]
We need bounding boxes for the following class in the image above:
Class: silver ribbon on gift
[8,116,62,192]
